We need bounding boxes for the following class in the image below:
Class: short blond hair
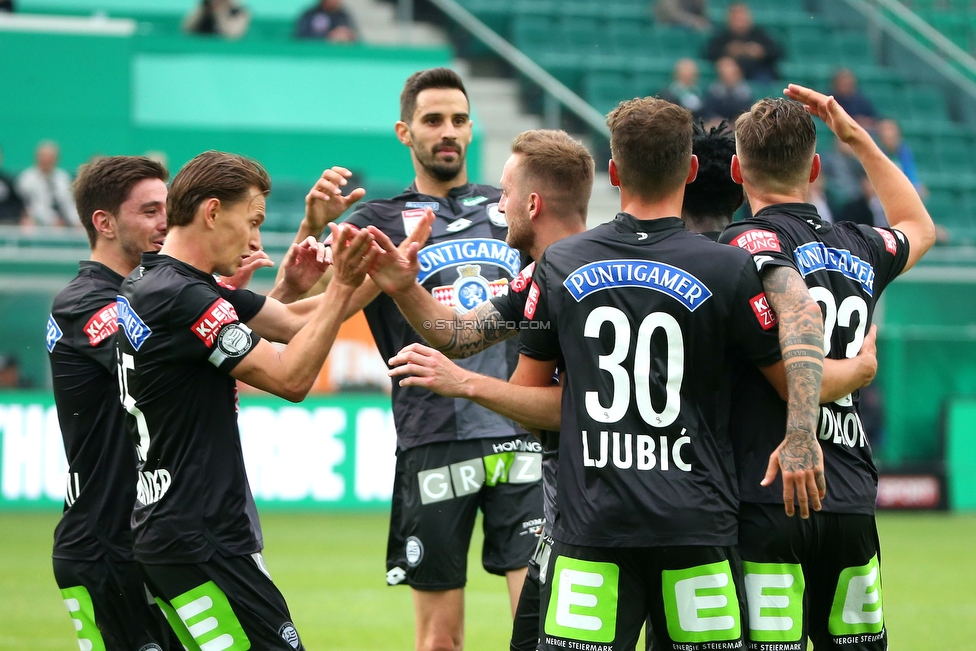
[511,129,594,223]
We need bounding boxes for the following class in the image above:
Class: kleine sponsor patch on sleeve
[192,299,239,347]
[84,302,119,346]
[750,292,778,330]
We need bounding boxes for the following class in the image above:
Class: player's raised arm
[231,224,376,402]
[388,344,561,431]
[786,84,936,271]
[759,264,826,518]
[368,216,519,358]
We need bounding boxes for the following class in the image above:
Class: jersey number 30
[584,306,683,427]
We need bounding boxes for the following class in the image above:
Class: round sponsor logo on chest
[486,202,507,227]
[405,536,424,567]
[217,324,251,357]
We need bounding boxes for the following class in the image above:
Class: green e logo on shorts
[167,581,251,651]
[61,585,107,651]
[743,562,805,642]
[662,560,741,644]
[544,556,619,644]
[828,555,884,636]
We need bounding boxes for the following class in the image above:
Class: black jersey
[490,261,559,535]
[520,214,782,547]
[720,203,910,514]
[48,261,136,561]
[345,183,526,450]
[117,254,266,564]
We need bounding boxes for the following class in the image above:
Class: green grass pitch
[1,511,974,650]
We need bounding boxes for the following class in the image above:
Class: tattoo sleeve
[762,265,826,477]
[436,300,518,359]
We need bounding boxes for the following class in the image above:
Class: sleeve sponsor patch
[46,315,63,353]
[750,292,778,330]
[524,281,541,320]
[84,302,118,347]
[192,299,239,347]
[732,229,781,254]
[873,227,898,255]
[208,323,255,367]
[511,262,536,293]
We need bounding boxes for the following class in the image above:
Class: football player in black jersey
[520,97,826,651]
[372,129,593,651]
[48,156,176,651]
[720,90,935,651]
[295,68,546,651]
[117,151,378,651]
[49,153,364,651]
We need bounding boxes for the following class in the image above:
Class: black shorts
[141,552,304,651]
[510,533,552,651]
[539,541,747,651]
[738,502,886,651]
[386,435,544,591]
[53,555,177,651]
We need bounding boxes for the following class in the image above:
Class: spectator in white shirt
[17,141,79,227]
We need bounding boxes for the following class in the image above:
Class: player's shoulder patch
[84,301,119,347]
[511,262,536,293]
[524,281,541,319]
[730,228,781,254]
[873,227,898,255]
[46,315,63,353]
[749,292,778,330]
[116,296,152,351]
[192,298,239,347]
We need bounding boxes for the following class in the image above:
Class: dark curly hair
[683,120,743,234]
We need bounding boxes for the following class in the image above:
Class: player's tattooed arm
[761,265,826,518]
[433,300,519,359]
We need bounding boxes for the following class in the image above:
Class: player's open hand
[388,343,472,398]
[328,223,376,289]
[219,249,274,289]
[279,236,330,297]
[304,167,366,234]
[784,84,862,145]
[366,208,435,295]
[763,435,826,518]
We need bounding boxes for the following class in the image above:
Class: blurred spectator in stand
[0,145,26,225]
[655,0,710,31]
[17,141,79,228]
[0,1,14,12]
[295,0,358,42]
[659,58,705,116]
[839,172,887,227]
[183,0,250,39]
[821,138,863,214]
[705,3,783,81]
[877,118,924,195]
[702,57,752,122]
[831,68,876,128]
[0,355,32,388]
[808,174,834,224]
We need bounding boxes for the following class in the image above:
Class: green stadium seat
[906,87,948,121]
[936,137,974,171]
[607,22,651,56]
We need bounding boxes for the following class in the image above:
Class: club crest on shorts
[405,536,424,567]
[279,622,302,649]
[431,265,508,314]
